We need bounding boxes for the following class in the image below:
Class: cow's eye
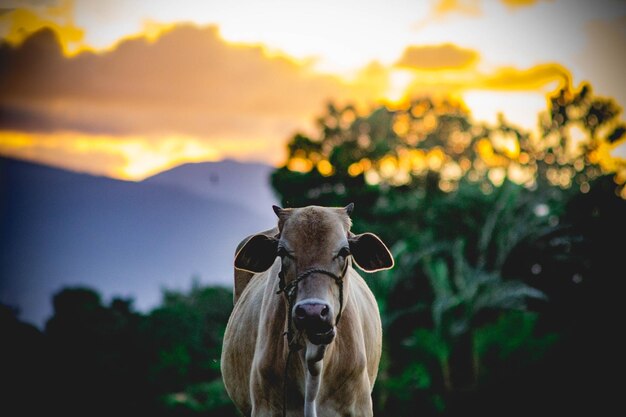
[277,246,294,259]
[337,247,351,258]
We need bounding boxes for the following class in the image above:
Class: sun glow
[462,91,548,131]
[0,131,221,180]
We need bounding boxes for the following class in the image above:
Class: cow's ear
[349,233,394,272]
[234,234,278,273]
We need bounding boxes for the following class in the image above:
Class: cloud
[433,0,481,16]
[432,0,551,16]
[0,24,379,139]
[499,0,552,9]
[0,0,83,52]
[395,43,479,70]
[399,61,571,105]
[480,63,570,90]
[0,23,389,176]
[578,15,626,111]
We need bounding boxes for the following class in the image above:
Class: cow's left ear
[349,232,394,272]
[234,234,278,273]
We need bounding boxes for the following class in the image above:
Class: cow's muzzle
[293,299,335,345]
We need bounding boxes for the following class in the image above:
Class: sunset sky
[1,0,625,180]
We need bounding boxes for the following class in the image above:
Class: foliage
[141,281,233,393]
[1,282,235,417]
[270,83,626,414]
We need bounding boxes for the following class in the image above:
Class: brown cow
[221,204,394,417]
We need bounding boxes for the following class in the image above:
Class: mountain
[143,159,279,217]
[0,157,280,328]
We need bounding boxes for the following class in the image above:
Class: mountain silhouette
[0,157,279,328]
[142,159,279,216]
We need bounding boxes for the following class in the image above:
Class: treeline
[270,83,626,415]
[1,283,238,417]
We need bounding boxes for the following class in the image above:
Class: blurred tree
[45,287,147,417]
[141,281,237,416]
[0,304,51,417]
[270,83,625,415]
[11,282,238,417]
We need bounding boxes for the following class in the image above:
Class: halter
[275,257,349,417]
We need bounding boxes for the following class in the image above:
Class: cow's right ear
[234,234,278,273]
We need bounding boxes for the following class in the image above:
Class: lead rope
[276,261,349,417]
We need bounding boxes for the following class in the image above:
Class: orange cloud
[395,43,479,70]
[0,0,83,54]
[0,25,381,136]
[432,0,550,15]
[434,0,481,16]
[500,0,552,9]
[480,63,570,90]
[0,23,387,178]
[398,62,570,99]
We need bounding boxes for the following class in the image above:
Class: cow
[221,204,394,417]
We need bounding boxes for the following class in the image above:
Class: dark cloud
[0,24,366,138]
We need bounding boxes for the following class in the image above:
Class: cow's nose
[293,300,335,345]
[293,301,332,330]
[295,302,328,320]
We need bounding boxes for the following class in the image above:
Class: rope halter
[276,260,349,352]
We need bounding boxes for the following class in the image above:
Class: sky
[0,0,625,180]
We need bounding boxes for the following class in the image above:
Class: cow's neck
[266,264,354,417]
[299,273,352,417]
[301,341,326,417]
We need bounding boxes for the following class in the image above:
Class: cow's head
[234,204,394,347]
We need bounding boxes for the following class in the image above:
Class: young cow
[221,204,393,417]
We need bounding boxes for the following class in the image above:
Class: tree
[270,83,625,415]
[141,281,237,416]
[44,287,147,417]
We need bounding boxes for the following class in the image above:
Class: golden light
[348,162,363,177]
[463,91,547,132]
[595,140,625,173]
[507,162,534,185]
[392,113,411,136]
[426,147,446,171]
[409,149,427,173]
[488,167,506,186]
[287,157,313,173]
[364,169,381,186]
[316,160,334,176]
[422,113,438,133]
[440,161,463,181]
[0,3,84,55]
[476,138,509,167]
[451,158,466,175]
[390,170,411,186]
[564,122,588,158]
[114,137,220,179]
[0,130,221,180]
[387,70,416,104]
[490,131,520,159]
[379,155,398,179]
